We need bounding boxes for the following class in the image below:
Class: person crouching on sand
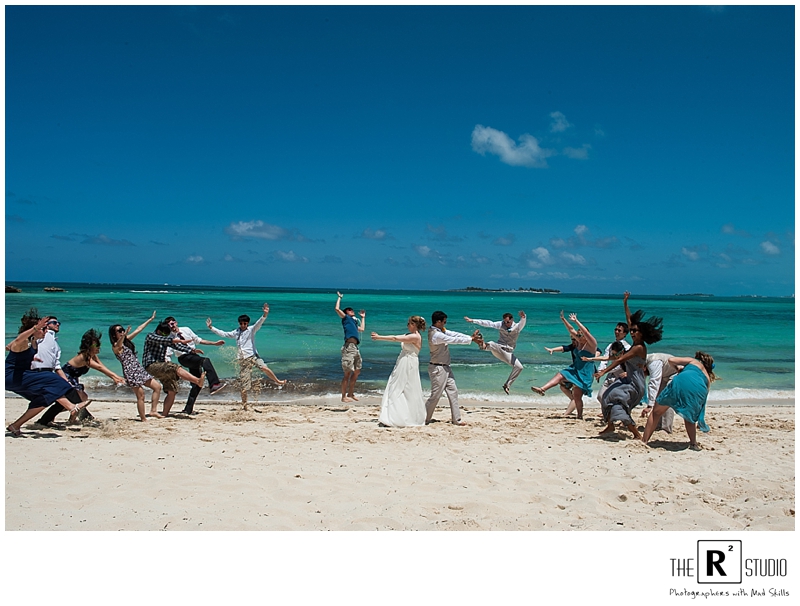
[641,352,716,451]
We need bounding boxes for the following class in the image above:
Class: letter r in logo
[697,541,742,584]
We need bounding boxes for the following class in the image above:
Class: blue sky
[4,5,795,295]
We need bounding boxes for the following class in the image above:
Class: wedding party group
[5,291,716,450]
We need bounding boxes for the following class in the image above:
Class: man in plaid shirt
[142,321,206,417]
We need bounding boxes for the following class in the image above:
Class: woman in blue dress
[6,309,88,437]
[595,292,663,440]
[641,352,716,451]
[531,311,598,420]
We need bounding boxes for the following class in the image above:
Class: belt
[30,367,55,372]
[429,362,449,366]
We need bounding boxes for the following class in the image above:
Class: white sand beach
[5,396,794,531]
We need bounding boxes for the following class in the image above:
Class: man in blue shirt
[335,291,366,403]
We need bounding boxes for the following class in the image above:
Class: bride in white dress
[371,316,426,427]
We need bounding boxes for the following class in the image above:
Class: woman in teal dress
[531,311,597,419]
[642,352,716,450]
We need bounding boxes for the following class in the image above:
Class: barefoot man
[207,303,286,408]
[335,292,366,403]
[464,310,527,394]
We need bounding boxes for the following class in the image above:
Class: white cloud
[186,255,204,263]
[550,238,567,249]
[361,228,388,240]
[761,241,780,255]
[527,246,553,268]
[225,220,307,241]
[274,250,308,263]
[414,245,432,258]
[681,247,700,261]
[563,144,590,160]
[492,233,515,246]
[471,125,554,168]
[550,111,572,133]
[560,252,587,265]
[574,225,589,236]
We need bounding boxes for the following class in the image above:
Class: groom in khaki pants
[425,310,482,426]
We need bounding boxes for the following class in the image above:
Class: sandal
[6,425,22,437]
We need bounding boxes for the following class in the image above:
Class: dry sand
[4,396,795,531]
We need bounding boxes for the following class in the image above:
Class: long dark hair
[79,329,102,362]
[629,310,663,345]
[19,307,41,334]
[109,324,136,353]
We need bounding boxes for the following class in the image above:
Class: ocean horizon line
[4,280,794,299]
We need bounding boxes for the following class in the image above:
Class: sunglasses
[47,320,60,326]
[630,327,640,334]
[116,328,126,333]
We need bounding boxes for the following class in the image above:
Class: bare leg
[176,366,205,388]
[341,370,354,402]
[131,386,148,421]
[241,389,248,410]
[347,369,360,400]
[625,422,642,440]
[161,391,177,416]
[144,379,163,418]
[258,365,286,386]
[685,419,699,449]
[532,372,566,395]
[598,422,616,435]
[642,403,669,443]
[572,386,585,420]
[8,406,47,434]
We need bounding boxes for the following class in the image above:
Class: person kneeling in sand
[207,303,286,408]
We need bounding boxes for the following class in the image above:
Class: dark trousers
[178,353,219,413]
[37,388,84,425]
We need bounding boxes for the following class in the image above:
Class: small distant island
[6,285,22,293]
[43,286,67,292]
[452,286,561,294]
[674,293,714,297]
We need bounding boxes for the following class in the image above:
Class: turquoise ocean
[4,282,795,405]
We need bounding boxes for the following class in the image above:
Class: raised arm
[466,317,503,329]
[334,292,346,319]
[623,291,632,327]
[5,317,48,352]
[569,313,597,351]
[559,310,577,336]
[357,309,366,332]
[206,319,237,339]
[128,311,157,341]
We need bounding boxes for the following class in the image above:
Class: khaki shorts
[146,362,181,393]
[238,355,271,391]
[341,342,362,373]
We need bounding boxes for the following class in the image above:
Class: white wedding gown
[378,341,426,427]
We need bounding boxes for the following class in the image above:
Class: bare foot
[197,371,207,387]
[452,420,467,426]
[147,412,164,419]
[598,424,616,435]
[689,443,702,451]
[275,379,287,386]
[6,425,22,437]
[348,395,359,401]
[531,386,545,396]
[341,397,355,403]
